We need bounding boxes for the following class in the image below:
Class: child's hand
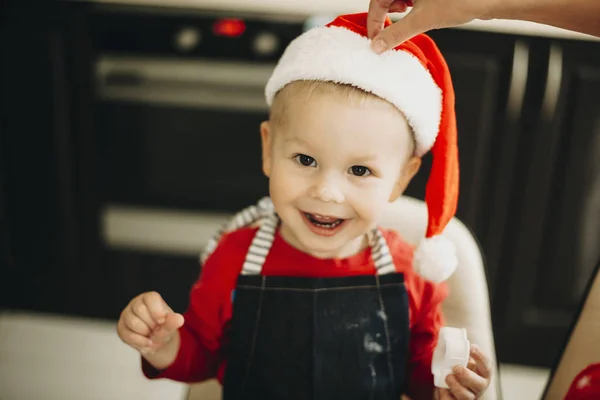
[436,345,493,400]
[117,291,184,357]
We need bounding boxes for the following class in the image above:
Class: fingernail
[453,366,463,374]
[372,38,388,54]
[157,318,165,324]
[471,344,479,353]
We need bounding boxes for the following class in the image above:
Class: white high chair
[187,195,501,400]
[378,196,500,400]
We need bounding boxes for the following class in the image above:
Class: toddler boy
[117,13,492,400]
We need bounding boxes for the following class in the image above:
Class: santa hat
[265,13,459,282]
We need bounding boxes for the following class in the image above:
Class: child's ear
[389,157,421,202]
[260,121,273,177]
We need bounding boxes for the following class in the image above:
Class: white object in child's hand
[432,327,470,389]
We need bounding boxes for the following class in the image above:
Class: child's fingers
[141,291,170,324]
[446,374,475,400]
[164,312,185,331]
[123,310,152,336]
[467,357,477,372]
[129,299,157,331]
[438,388,457,400]
[117,318,152,349]
[452,365,488,395]
[470,344,493,379]
[150,313,184,343]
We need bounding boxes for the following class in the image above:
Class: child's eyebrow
[283,136,311,147]
[349,153,381,164]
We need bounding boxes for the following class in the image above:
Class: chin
[298,235,334,250]
[303,245,344,259]
[301,234,354,257]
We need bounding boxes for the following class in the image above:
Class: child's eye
[295,154,317,167]
[349,165,371,177]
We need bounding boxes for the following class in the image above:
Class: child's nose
[312,176,345,204]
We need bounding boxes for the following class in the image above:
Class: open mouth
[302,212,346,229]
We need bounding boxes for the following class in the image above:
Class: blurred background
[1,0,599,399]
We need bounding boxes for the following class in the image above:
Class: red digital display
[212,18,246,38]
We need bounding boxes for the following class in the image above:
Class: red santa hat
[265,13,459,282]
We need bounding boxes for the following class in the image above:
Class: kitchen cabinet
[0,138,14,307]
[1,2,77,314]
[405,29,600,367]
[492,38,600,367]
[1,1,103,317]
[2,2,599,368]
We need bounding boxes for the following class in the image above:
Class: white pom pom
[413,235,457,282]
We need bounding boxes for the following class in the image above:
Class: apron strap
[200,197,274,264]
[240,211,397,276]
[202,197,398,275]
[241,213,279,275]
[369,228,396,275]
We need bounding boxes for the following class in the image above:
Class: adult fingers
[371,5,437,53]
[367,0,396,38]
[389,1,411,14]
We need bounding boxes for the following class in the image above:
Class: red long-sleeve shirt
[143,226,448,399]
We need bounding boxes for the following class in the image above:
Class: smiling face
[261,81,421,259]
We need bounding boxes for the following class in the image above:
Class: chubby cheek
[269,161,308,208]
[351,197,378,225]
[348,182,394,224]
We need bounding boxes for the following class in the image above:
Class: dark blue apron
[219,212,411,400]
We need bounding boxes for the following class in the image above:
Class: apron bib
[219,207,410,400]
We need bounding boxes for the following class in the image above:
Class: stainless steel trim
[96,56,274,111]
[101,205,232,256]
[541,44,564,121]
[506,40,530,122]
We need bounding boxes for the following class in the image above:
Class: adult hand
[368,0,600,53]
[368,0,496,53]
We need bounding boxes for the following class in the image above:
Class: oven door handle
[96,57,274,112]
[102,205,233,257]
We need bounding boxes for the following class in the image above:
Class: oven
[91,7,305,257]
[74,6,309,316]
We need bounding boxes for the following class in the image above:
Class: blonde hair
[269,80,416,157]
[270,80,383,124]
